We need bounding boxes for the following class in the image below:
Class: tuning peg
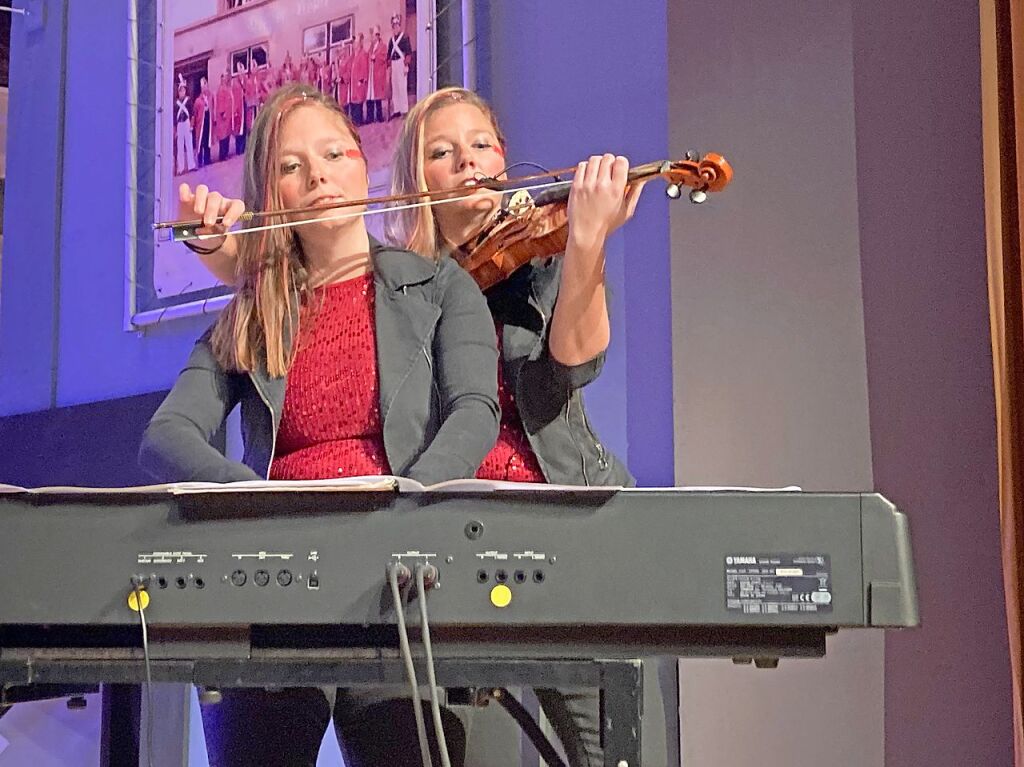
[685,149,701,162]
[689,189,708,204]
[665,183,683,200]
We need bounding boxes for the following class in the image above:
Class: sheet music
[164,476,401,494]
[0,477,802,495]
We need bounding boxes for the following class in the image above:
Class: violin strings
[172,178,573,243]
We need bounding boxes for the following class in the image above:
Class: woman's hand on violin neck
[565,154,646,251]
[179,182,243,284]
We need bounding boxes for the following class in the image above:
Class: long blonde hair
[210,84,364,376]
[386,87,506,258]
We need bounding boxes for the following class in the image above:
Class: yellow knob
[489,584,512,608]
[127,589,150,612]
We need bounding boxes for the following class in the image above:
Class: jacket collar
[370,236,440,292]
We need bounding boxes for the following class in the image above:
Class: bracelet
[182,238,224,256]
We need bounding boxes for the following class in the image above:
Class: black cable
[388,563,434,767]
[497,161,568,183]
[488,688,568,767]
[415,564,452,767]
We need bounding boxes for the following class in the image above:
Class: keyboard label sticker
[725,554,833,614]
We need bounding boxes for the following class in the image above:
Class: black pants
[199,121,211,167]
[367,99,383,123]
[350,102,365,126]
[201,687,466,767]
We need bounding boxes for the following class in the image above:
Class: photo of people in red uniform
[159,0,419,303]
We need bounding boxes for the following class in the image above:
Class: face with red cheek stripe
[276,103,369,231]
[422,102,507,230]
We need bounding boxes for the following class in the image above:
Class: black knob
[230,569,247,587]
[254,569,270,587]
[277,570,293,587]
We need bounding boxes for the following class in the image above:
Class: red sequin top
[269,274,392,480]
[475,322,546,483]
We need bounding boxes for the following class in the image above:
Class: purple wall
[0,0,216,420]
[478,0,673,484]
[852,2,1013,764]
[0,0,66,413]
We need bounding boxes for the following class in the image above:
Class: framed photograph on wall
[128,0,430,327]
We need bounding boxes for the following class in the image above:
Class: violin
[155,151,732,290]
[454,152,732,290]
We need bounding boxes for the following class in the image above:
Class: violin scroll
[659,152,733,204]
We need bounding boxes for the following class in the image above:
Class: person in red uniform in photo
[349,33,369,126]
[244,65,259,134]
[231,67,246,155]
[337,40,354,122]
[214,72,233,162]
[258,59,276,108]
[318,52,333,97]
[280,51,296,86]
[367,25,387,123]
[192,76,212,168]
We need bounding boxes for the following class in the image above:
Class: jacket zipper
[423,348,441,402]
[565,392,591,486]
[525,285,560,484]
[579,399,609,471]
[533,281,593,486]
[249,374,278,479]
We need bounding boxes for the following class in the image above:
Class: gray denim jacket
[487,258,634,487]
[139,241,499,486]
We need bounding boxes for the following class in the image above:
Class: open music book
[0,476,801,495]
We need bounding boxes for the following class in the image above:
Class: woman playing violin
[390,87,645,488]
[140,83,498,766]
[390,86,658,767]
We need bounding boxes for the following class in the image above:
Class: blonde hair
[210,84,364,376]
[386,87,506,258]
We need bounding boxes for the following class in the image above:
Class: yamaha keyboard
[0,487,917,660]
[0,488,918,767]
